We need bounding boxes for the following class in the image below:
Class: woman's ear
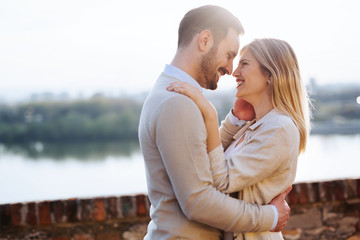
[198,30,214,52]
[267,72,272,85]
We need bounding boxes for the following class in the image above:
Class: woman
[167,38,311,240]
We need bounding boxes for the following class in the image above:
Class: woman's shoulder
[262,109,298,134]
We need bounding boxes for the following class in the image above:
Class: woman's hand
[167,81,202,103]
[167,81,217,119]
[232,98,255,121]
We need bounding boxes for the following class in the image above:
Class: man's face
[199,28,239,90]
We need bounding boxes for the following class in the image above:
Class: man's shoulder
[160,93,201,117]
[143,73,203,118]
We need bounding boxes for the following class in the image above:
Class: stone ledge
[1,178,359,240]
[0,194,150,227]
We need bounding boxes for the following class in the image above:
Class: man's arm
[156,95,275,232]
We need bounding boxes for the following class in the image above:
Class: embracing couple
[138,5,311,240]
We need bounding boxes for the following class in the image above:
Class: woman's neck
[251,95,274,121]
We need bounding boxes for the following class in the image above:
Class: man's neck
[170,49,199,84]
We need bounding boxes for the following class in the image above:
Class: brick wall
[283,178,360,240]
[1,178,359,240]
[0,195,150,240]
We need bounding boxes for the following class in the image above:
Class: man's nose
[225,62,233,75]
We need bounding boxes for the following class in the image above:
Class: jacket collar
[249,108,281,131]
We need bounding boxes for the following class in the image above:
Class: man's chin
[203,76,218,90]
[208,83,218,90]
[208,77,219,90]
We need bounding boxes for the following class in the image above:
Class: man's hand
[270,186,292,232]
[232,98,255,121]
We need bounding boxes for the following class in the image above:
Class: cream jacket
[209,110,300,240]
[138,73,275,240]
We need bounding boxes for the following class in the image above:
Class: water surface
[1,135,359,204]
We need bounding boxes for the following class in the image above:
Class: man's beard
[200,45,219,90]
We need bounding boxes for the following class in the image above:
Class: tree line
[0,83,359,143]
[0,96,142,143]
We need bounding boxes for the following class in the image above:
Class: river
[1,134,359,204]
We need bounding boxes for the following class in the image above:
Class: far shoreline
[311,120,360,135]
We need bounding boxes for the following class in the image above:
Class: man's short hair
[178,5,244,48]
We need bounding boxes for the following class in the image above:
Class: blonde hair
[241,38,311,154]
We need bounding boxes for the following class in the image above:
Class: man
[138,5,291,239]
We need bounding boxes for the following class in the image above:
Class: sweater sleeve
[219,112,243,150]
[156,95,275,232]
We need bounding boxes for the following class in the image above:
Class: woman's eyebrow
[239,58,251,63]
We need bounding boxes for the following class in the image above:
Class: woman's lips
[236,79,245,88]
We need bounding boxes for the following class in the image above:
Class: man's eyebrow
[228,51,237,58]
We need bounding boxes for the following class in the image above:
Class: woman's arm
[167,81,221,153]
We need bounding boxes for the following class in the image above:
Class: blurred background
[1,0,359,204]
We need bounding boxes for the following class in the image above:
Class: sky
[1,0,360,102]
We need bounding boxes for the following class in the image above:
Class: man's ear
[198,30,214,52]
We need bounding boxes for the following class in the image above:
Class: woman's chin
[235,91,243,99]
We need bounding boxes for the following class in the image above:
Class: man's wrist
[270,205,278,231]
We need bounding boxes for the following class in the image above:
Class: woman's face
[233,48,270,103]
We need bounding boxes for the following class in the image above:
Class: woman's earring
[267,79,271,85]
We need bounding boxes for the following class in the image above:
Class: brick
[26,202,38,225]
[299,183,309,204]
[320,181,333,201]
[10,203,22,226]
[106,197,119,219]
[51,200,66,223]
[0,204,12,226]
[25,232,48,239]
[80,199,93,222]
[287,185,299,205]
[286,208,322,229]
[136,195,148,217]
[346,179,357,199]
[121,196,136,217]
[346,236,360,240]
[94,198,106,221]
[51,237,71,240]
[311,182,321,203]
[333,180,345,201]
[123,223,147,239]
[38,201,51,225]
[66,199,78,222]
[72,234,95,240]
[96,231,120,240]
[282,228,302,239]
